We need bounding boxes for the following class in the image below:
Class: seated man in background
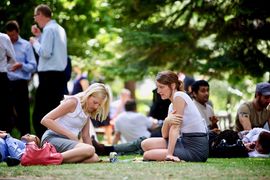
[113,99,158,144]
[235,82,270,132]
[191,80,219,131]
[92,100,159,155]
[191,80,221,149]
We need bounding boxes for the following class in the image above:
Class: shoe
[6,156,20,167]
[91,136,109,156]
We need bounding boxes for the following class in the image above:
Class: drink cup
[109,152,118,163]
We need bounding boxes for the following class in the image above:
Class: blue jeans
[0,138,8,162]
[0,135,25,162]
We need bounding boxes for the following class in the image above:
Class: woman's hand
[164,110,183,126]
[161,111,183,138]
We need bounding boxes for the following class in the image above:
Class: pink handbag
[21,142,63,166]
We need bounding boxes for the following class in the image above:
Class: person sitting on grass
[191,80,219,131]
[141,71,208,162]
[241,128,270,157]
[209,128,270,158]
[235,82,270,132]
[40,83,111,164]
[113,99,159,145]
[0,131,40,166]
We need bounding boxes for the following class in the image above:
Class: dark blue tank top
[71,76,87,95]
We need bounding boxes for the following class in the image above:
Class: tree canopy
[105,0,270,83]
[1,0,269,83]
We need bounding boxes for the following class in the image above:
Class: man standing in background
[6,20,37,136]
[30,4,67,138]
[0,32,21,132]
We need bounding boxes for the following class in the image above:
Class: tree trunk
[124,81,136,100]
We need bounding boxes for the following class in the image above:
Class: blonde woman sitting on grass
[40,83,111,163]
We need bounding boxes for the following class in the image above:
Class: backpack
[209,130,249,158]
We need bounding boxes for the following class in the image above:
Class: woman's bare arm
[40,98,79,141]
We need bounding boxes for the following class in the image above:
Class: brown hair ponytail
[156,70,184,92]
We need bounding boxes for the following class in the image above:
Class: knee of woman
[88,145,95,154]
[143,151,150,160]
[92,154,100,162]
[79,143,95,157]
[141,139,149,151]
[85,144,95,155]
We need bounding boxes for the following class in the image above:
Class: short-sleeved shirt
[235,101,270,132]
[168,91,207,134]
[114,111,153,142]
[193,99,214,128]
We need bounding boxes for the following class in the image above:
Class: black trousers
[32,71,66,138]
[9,79,31,135]
[0,72,13,132]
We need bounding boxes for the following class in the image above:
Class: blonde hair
[75,83,111,121]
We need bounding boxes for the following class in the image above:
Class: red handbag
[21,142,63,166]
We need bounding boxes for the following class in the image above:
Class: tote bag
[21,142,63,166]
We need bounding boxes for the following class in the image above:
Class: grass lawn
[0,155,269,180]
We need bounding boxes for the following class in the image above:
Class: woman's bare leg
[141,138,168,161]
[81,153,99,163]
[143,149,168,161]
[61,143,98,163]
[141,138,167,151]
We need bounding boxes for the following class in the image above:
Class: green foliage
[1,0,269,84]
[1,0,269,90]
[105,0,270,83]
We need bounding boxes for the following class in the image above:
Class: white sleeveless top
[56,96,88,136]
[168,91,207,133]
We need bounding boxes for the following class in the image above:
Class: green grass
[0,156,270,180]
